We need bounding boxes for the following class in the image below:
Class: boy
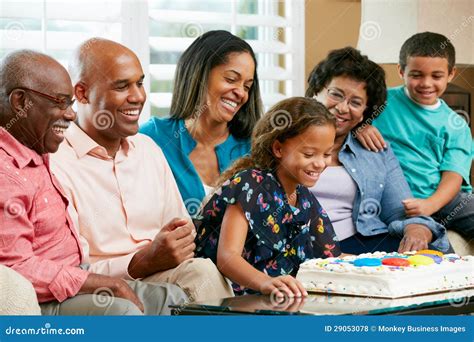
[356,32,473,240]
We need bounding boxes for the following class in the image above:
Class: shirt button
[361,191,364,196]
[44,198,48,203]
[351,168,356,173]
[379,184,383,188]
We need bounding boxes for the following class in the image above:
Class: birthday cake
[296,250,474,298]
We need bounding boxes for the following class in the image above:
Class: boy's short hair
[399,32,456,73]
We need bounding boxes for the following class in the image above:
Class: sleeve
[439,121,472,186]
[379,147,449,251]
[217,169,274,238]
[0,173,89,303]
[308,194,341,258]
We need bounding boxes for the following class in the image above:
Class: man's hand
[128,218,196,278]
[402,198,438,217]
[79,273,144,312]
[354,125,386,152]
[398,224,433,253]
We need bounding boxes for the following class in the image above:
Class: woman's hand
[398,224,433,252]
[354,125,386,152]
[259,275,308,298]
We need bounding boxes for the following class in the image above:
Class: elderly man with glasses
[0,50,187,315]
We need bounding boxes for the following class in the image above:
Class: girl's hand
[260,275,308,298]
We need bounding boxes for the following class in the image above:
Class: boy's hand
[354,125,387,152]
[402,198,438,216]
[398,224,433,253]
[260,275,308,298]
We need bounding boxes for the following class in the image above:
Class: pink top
[310,166,358,241]
[0,128,89,303]
[50,123,189,279]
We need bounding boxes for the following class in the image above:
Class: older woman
[306,47,449,254]
[140,30,263,215]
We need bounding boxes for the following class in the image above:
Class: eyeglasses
[10,87,75,110]
[326,87,366,111]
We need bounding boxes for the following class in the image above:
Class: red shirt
[0,128,89,303]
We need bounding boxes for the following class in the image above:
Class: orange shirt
[50,123,189,279]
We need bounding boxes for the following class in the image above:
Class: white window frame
[0,0,305,122]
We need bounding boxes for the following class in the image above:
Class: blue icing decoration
[420,254,442,264]
[383,254,408,259]
[354,258,382,267]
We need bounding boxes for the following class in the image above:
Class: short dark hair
[399,32,456,73]
[170,30,263,140]
[305,46,387,125]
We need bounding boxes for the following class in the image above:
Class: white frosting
[296,252,474,298]
[299,289,474,315]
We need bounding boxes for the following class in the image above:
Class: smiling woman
[140,30,263,215]
[306,47,449,254]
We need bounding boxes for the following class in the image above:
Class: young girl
[194,97,341,298]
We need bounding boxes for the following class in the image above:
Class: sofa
[0,265,41,315]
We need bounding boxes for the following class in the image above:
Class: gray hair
[0,50,51,100]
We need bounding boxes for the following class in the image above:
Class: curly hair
[170,30,263,140]
[219,97,335,185]
[399,32,455,73]
[305,47,387,125]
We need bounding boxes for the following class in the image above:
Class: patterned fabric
[194,168,340,295]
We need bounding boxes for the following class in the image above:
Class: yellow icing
[408,255,435,266]
[416,249,443,257]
